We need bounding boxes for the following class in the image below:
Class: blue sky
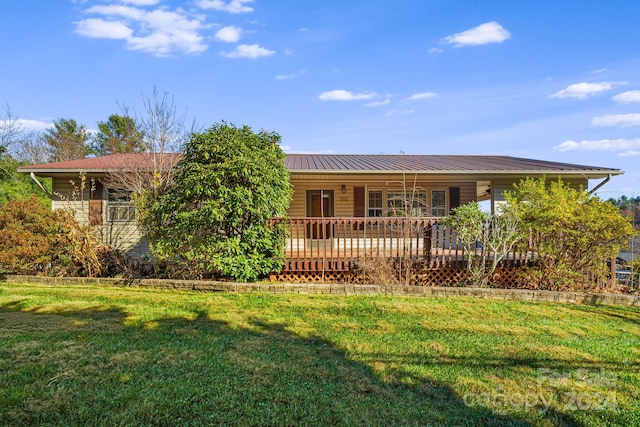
[2,0,640,197]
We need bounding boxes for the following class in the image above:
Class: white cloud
[318,90,377,101]
[442,21,511,47]
[214,25,242,42]
[75,3,208,56]
[554,138,640,152]
[365,99,390,107]
[590,67,608,74]
[613,90,640,104]
[196,0,254,13]
[3,119,53,131]
[592,114,640,128]
[222,44,275,59]
[428,47,443,54]
[120,0,160,5]
[549,81,625,99]
[275,69,305,80]
[385,109,414,116]
[405,92,436,101]
[619,150,640,157]
[75,18,133,39]
[84,5,145,21]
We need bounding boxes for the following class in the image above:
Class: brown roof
[18,153,180,173]
[284,154,621,175]
[19,153,621,177]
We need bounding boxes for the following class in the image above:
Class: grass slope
[0,283,638,426]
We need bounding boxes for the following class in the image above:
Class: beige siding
[96,223,149,257]
[52,176,147,257]
[289,173,477,217]
[52,177,95,225]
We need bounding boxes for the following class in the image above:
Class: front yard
[0,282,638,426]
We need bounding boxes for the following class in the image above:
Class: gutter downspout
[588,174,611,196]
[29,172,52,198]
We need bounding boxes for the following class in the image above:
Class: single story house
[19,153,622,274]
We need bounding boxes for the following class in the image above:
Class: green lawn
[0,283,638,426]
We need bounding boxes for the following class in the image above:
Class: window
[387,191,428,216]
[106,188,136,222]
[368,190,383,217]
[431,189,447,217]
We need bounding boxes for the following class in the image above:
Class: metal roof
[284,154,621,175]
[18,153,180,174]
[18,153,622,176]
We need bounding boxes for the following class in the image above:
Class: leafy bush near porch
[504,178,636,290]
[141,122,292,282]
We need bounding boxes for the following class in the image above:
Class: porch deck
[269,217,528,273]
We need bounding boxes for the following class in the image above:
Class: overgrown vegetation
[0,157,50,206]
[141,122,292,282]
[504,178,636,290]
[0,283,638,426]
[0,197,130,277]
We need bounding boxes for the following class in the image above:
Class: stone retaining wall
[3,275,639,307]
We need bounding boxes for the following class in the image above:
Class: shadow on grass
[0,300,535,426]
[2,298,635,426]
[567,304,640,328]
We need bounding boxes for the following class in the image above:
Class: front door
[306,190,334,238]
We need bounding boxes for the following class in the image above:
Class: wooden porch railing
[268,217,529,273]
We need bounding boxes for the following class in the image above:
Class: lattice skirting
[270,266,528,287]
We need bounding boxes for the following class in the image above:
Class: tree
[142,122,292,282]
[0,107,51,204]
[503,177,636,290]
[441,201,521,287]
[104,88,197,196]
[0,105,22,157]
[43,118,89,162]
[13,132,53,165]
[91,114,146,155]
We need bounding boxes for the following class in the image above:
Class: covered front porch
[268,217,529,283]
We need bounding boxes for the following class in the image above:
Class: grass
[0,282,638,426]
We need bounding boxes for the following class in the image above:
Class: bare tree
[441,202,522,287]
[105,87,198,195]
[0,105,52,165]
[0,105,22,155]
[14,132,53,165]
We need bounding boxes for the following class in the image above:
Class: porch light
[341,184,347,193]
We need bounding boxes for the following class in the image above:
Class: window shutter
[89,180,104,226]
[449,187,460,213]
[89,200,103,226]
[354,187,365,217]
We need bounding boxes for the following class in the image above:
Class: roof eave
[288,169,623,176]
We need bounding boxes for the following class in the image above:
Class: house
[19,153,622,277]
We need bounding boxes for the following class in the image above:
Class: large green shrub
[142,122,292,282]
[503,177,636,289]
